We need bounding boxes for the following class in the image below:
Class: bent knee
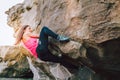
[42,26,48,31]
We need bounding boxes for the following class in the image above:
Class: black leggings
[36,26,78,69]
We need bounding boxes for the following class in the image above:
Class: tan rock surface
[0,46,32,77]
[2,0,120,80]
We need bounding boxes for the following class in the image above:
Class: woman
[15,25,79,69]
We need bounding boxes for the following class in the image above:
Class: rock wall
[0,46,32,78]
[2,0,120,80]
[6,0,120,43]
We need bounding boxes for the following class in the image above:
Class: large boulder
[0,46,59,79]
[4,0,120,80]
[0,46,32,78]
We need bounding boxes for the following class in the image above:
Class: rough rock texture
[0,46,32,78]
[0,46,63,79]
[3,0,120,80]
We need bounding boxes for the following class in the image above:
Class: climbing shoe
[57,35,70,42]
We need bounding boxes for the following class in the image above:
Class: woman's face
[24,27,33,33]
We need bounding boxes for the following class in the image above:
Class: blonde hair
[15,25,29,44]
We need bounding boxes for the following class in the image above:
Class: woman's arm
[30,33,39,38]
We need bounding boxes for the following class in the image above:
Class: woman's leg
[39,26,58,47]
[36,48,79,69]
[39,26,70,47]
[37,26,60,61]
[36,26,77,69]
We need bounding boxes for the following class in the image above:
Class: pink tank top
[23,38,38,58]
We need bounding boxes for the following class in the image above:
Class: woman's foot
[57,35,70,42]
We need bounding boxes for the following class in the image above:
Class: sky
[0,0,24,46]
